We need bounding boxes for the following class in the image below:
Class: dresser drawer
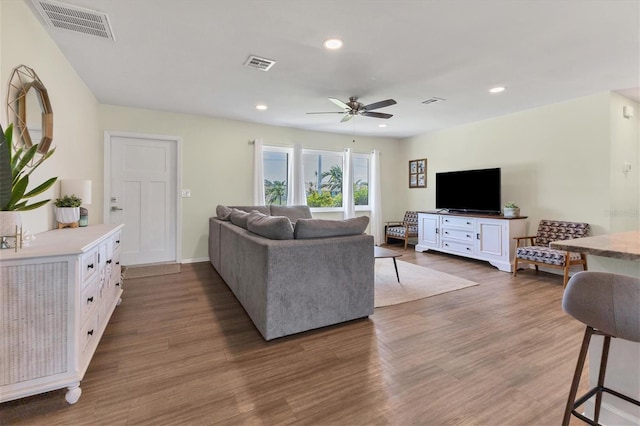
[80,313,99,355]
[80,276,99,323]
[112,231,122,254]
[80,248,99,285]
[441,228,474,242]
[441,216,474,230]
[442,240,474,255]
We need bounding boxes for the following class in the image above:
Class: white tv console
[416,211,526,272]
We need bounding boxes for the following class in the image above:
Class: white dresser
[416,211,526,272]
[0,224,124,404]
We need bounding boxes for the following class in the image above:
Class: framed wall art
[409,158,427,188]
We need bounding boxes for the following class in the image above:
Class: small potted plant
[503,202,520,218]
[54,194,82,226]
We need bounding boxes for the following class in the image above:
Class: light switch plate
[181,189,191,198]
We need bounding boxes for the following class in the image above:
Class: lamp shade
[60,179,92,205]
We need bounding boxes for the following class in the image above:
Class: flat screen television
[435,167,501,214]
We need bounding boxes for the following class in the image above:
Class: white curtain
[289,144,307,205]
[252,139,265,205]
[370,150,383,245]
[343,148,356,219]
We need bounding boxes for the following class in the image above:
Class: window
[303,151,344,209]
[263,147,291,205]
[260,146,371,211]
[353,155,370,208]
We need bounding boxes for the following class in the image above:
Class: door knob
[111,206,123,211]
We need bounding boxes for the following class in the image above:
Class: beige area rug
[375,259,478,307]
[122,263,181,279]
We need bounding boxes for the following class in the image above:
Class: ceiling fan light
[256,104,268,110]
[489,86,505,94]
[323,38,343,50]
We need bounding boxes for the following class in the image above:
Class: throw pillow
[216,205,232,221]
[229,209,251,229]
[247,211,294,240]
[270,205,312,224]
[294,216,369,239]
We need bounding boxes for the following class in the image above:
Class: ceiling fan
[307,96,397,122]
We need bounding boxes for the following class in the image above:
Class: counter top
[0,224,124,260]
[550,230,640,261]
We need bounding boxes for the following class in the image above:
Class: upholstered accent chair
[385,211,418,250]
[513,220,589,287]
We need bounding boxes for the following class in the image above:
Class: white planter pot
[0,211,22,236]
[56,207,80,224]
[503,207,520,218]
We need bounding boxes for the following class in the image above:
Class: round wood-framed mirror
[6,65,54,155]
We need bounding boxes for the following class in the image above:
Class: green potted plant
[0,123,57,239]
[54,194,82,225]
[503,201,520,218]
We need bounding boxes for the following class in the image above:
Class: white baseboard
[180,257,209,264]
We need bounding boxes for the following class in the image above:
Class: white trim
[181,257,209,264]
[103,130,182,263]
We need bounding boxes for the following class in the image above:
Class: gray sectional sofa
[209,205,374,340]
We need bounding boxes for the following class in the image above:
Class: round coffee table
[374,246,402,282]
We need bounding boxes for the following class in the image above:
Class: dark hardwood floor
[0,245,589,425]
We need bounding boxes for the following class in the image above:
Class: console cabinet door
[418,213,439,248]
[475,219,504,259]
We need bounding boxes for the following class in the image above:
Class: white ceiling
[27,0,640,139]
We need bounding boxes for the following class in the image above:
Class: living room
[1,0,639,424]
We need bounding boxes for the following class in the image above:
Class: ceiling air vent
[244,55,276,71]
[31,0,115,41]
[422,97,446,105]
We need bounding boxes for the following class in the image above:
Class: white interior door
[105,132,180,266]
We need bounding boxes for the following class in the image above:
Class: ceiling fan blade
[361,111,393,119]
[341,114,354,123]
[306,111,346,115]
[329,97,350,110]
[363,99,397,111]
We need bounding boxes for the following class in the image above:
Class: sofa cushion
[216,204,233,221]
[230,205,271,215]
[270,205,312,224]
[229,208,251,229]
[247,211,294,240]
[294,216,369,239]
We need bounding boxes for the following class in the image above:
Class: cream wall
[99,105,402,260]
[1,0,101,234]
[400,91,639,274]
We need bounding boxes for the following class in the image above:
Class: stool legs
[593,335,611,424]
[563,326,593,426]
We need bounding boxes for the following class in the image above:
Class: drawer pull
[466,247,471,251]
[106,259,112,264]
[87,329,94,336]
[116,261,120,265]
[87,263,94,269]
[87,297,94,303]
[116,282,120,287]
[466,234,471,238]
[466,221,471,225]
[116,240,120,244]
[476,233,480,240]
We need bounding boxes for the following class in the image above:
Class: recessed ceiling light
[489,86,505,94]
[323,38,343,50]
[256,104,268,111]
[378,123,388,128]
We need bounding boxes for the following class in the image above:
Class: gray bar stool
[561,271,640,425]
